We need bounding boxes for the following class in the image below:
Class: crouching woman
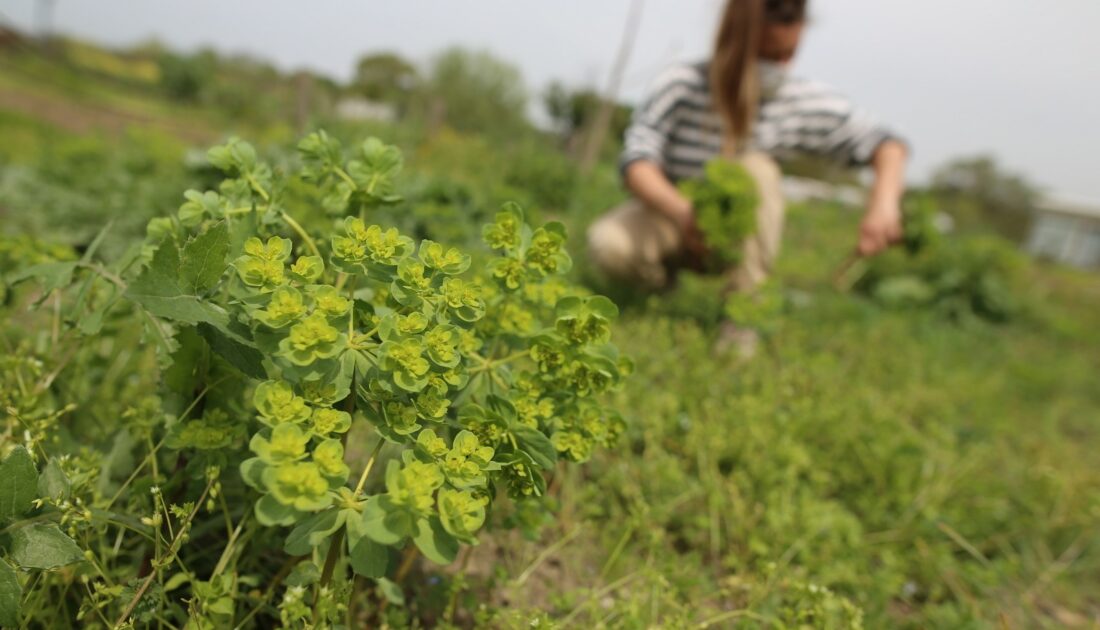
[588,0,909,303]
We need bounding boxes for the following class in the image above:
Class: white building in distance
[1026,194,1100,269]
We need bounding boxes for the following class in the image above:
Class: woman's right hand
[624,160,708,258]
[668,200,709,261]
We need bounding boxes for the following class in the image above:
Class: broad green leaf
[10,523,85,570]
[197,323,265,380]
[4,261,76,294]
[162,327,208,410]
[37,458,70,503]
[361,496,412,545]
[510,424,557,470]
[0,559,19,628]
[284,508,344,555]
[76,295,114,336]
[239,458,267,492]
[349,536,389,578]
[413,517,459,565]
[377,577,405,606]
[180,221,230,293]
[344,508,367,548]
[587,295,619,320]
[0,446,37,521]
[179,189,226,226]
[254,494,300,527]
[164,572,191,592]
[126,239,233,331]
[285,561,321,587]
[298,130,344,181]
[207,597,234,615]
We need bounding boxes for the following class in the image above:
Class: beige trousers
[587,152,785,292]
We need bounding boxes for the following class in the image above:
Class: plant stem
[514,526,582,586]
[445,547,474,624]
[334,166,358,190]
[115,477,215,627]
[77,261,126,289]
[105,369,222,510]
[233,556,302,629]
[353,439,386,496]
[319,529,344,588]
[395,545,420,584]
[470,349,530,374]
[314,529,346,626]
[211,510,251,579]
[280,210,323,260]
[246,174,270,203]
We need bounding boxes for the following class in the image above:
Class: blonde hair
[709,0,807,150]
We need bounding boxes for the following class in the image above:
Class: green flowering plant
[118,131,630,609]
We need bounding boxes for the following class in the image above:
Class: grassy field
[1,40,1098,629]
[455,202,1100,628]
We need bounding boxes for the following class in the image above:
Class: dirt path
[0,79,216,144]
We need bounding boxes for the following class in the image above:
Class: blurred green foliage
[0,34,1097,629]
[679,159,760,269]
[930,155,1040,242]
[424,48,529,140]
[855,198,1029,322]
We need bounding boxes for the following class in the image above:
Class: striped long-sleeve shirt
[621,61,905,181]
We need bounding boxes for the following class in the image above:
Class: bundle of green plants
[854,197,1027,322]
[678,158,759,269]
[0,132,630,627]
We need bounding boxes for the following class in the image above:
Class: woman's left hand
[857,201,903,256]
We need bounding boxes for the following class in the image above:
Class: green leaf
[4,261,76,293]
[285,561,321,587]
[284,508,344,556]
[162,327,208,410]
[197,322,266,379]
[254,494,300,527]
[76,295,113,336]
[239,458,267,492]
[298,130,344,181]
[180,221,230,293]
[164,572,191,593]
[207,597,234,615]
[0,559,19,628]
[37,458,70,503]
[377,577,405,606]
[349,536,389,578]
[79,220,114,264]
[510,424,557,470]
[10,523,85,570]
[344,507,367,547]
[361,496,413,545]
[0,446,38,521]
[413,517,459,565]
[126,239,234,332]
[586,295,619,320]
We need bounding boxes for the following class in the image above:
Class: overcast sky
[4,0,1099,199]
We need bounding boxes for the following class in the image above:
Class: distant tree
[544,81,572,137]
[352,53,419,102]
[157,50,215,102]
[543,82,632,154]
[426,48,529,138]
[930,155,1040,240]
